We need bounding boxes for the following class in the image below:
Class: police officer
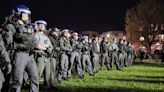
[4,4,39,92]
[161,46,164,64]
[98,37,103,66]
[34,19,53,87]
[100,37,110,70]
[123,40,128,67]
[127,42,133,66]
[110,38,120,70]
[131,44,136,65]
[59,29,72,80]
[0,35,12,92]
[69,32,83,78]
[91,36,100,73]
[81,35,94,76]
[49,27,61,86]
[118,39,125,68]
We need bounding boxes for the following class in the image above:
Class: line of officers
[0,4,136,92]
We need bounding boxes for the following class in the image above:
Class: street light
[107,34,110,38]
[140,36,145,41]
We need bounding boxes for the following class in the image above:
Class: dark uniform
[5,22,39,92]
[100,40,110,70]
[91,38,100,73]
[0,35,11,92]
[110,41,120,70]
[127,43,133,66]
[118,40,125,68]
[60,36,72,79]
[123,41,128,67]
[127,43,134,66]
[69,38,83,78]
[81,40,93,75]
[161,46,164,64]
[49,32,60,86]
[34,31,53,87]
[131,45,135,65]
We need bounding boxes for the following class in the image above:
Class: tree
[125,0,164,51]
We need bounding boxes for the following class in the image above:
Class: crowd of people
[0,4,136,92]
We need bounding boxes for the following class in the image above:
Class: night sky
[0,0,140,32]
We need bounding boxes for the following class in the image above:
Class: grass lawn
[57,62,164,92]
[24,61,164,92]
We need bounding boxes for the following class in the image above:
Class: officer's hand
[6,63,12,74]
[46,48,52,54]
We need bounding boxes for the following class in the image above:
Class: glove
[2,62,12,75]
[6,63,12,74]
[45,48,52,55]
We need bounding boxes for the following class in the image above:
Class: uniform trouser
[82,54,93,75]
[119,53,124,67]
[111,52,120,69]
[36,56,51,87]
[161,56,164,63]
[1,50,12,92]
[68,51,83,77]
[2,71,11,92]
[101,53,110,69]
[92,53,99,73]
[0,69,4,92]
[12,52,39,92]
[0,80,2,92]
[60,53,69,79]
[48,58,58,87]
[127,54,132,66]
[99,54,102,64]
[123,52,128,66]
[130,55,134,65]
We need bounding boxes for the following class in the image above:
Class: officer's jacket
[82,42,91,54]
[123,44,128,53]
[60,36,72,52]
[34,31,52,49]
[0,35,11,67]
[127,46,133,55]
[118,44,124,53]
[71,38,82,52]
[49,36,60,57]
[92,41,100,53]
[4,22,35,51]
[0,36,11,82]
[110,42,118,52]
[100,41,110,54]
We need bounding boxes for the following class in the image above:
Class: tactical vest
[101,42,109,53]
[13,23,35,51]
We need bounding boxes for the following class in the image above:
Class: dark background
[0,0,140,32]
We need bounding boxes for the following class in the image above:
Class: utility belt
[83,52,90,55]
[34,50,49,57]
[93,52,100,54]
[15,49,34,57]
[61,51,71,55]
[111,49,117,52]
[73,49,79,52]
[119,50,124,54]
[15,49,30,53]
[102,50,108,53]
